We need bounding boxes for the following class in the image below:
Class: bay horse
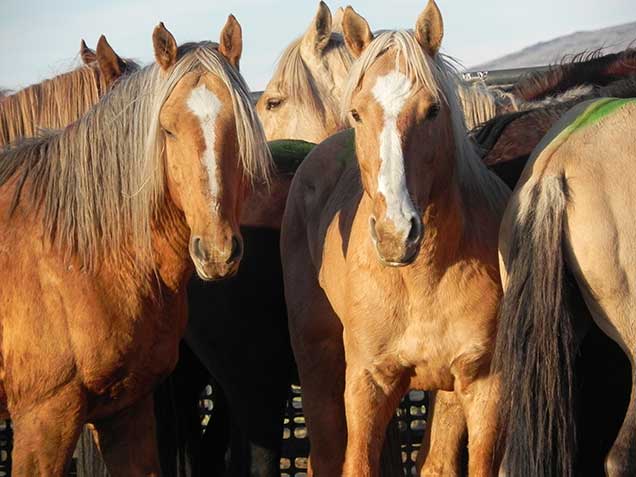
[0,36,137,147]
[496,97,636,477]
[0,16,271,477]
[281,2,510,476]
[255,1,353,142]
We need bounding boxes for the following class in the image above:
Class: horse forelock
[0,41,270,273]
[268,33,352,123]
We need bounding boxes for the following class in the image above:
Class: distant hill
[472,21,636,71]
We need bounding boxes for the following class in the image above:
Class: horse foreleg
[416,390,467,476]
[341,359,407,477]
[92,394,161,476]
[605,359,636,477]
[11,385,85,476]
[456,374,501,477]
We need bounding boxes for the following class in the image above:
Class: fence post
[74,426,110,477]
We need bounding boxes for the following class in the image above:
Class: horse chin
[373,239,421,268]
[193,260,239,282]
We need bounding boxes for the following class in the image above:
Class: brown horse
[255,1,353,143]
[496,98,636,477]
[281,2,510,476]
[511,48,636,102]
[0,16,271,477]
[0,36,137,147]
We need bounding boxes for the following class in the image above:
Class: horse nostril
[407,216,422,244]
[192,236,207,262]
[227,236,242,264]
[369,216,379,243]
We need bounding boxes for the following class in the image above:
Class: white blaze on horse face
[187,84,222,211]
[371,70,418,237]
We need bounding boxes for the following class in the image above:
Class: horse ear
[415,0,444,57]
[80,39,97,65]
[96,35,127,85]
[302,1,333,54]
[153,22,178,72]
[342,6,373,59]
[332,7,345,34]
[219,14,243,69]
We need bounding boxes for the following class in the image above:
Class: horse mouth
[194,261,239,282]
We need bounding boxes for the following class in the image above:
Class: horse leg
[455,374,501,477]
[294,326,347,476]
[416,390,467,476]
[92,394,161,476]
[341,359,407,477]
[605,347,635,477]
[10,387,85,476]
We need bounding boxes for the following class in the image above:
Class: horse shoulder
[285,129,359,257]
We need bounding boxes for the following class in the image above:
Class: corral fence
[0,65,548,477]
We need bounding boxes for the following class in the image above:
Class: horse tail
[494,174,577,477]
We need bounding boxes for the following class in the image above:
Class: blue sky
[1,0,634,91]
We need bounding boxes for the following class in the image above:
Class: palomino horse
[281,2,510,475]
[0,36,137,146]
[496,97,636,477]
[0,16,271,476]
[155,4,358,475]
[256,1,353,142]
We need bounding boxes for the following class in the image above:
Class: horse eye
[266,98,283,111]
[350,109,362,123]
[162,127,175,138]
[427,103,440,120]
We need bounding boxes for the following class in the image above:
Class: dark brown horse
[511,48,636,102]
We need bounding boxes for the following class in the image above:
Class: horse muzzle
[369,214,423,267]
[189,234,243,281]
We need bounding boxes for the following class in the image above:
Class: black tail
[494,175,577,477]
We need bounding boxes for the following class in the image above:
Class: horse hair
[512,48,636,102]
[0,59,138,147]
[0,41,271,272]
[494,175,577,477]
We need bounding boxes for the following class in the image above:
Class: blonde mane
[0,42,271,271]
[268,32,353,122]
[342,30,509,211]
[0,60,137,147]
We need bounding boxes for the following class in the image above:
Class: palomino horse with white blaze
[496,97,636,477]
[0,36,137,147]
[281,1,510,475]
[256,1,353,143]
[155,5,357,474]
[0,16,270,476]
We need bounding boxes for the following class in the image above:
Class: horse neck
[414,151,505,267]
[151,196,192,287]
[0,67,102,147]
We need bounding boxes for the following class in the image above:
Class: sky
[1,0,634,92]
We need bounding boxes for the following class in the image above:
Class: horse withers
[0,17,270,477]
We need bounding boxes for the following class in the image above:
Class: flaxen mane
[0,42,271,272]
[268,32,352,123]
[0,59,138,147]
[342,30,509,211]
